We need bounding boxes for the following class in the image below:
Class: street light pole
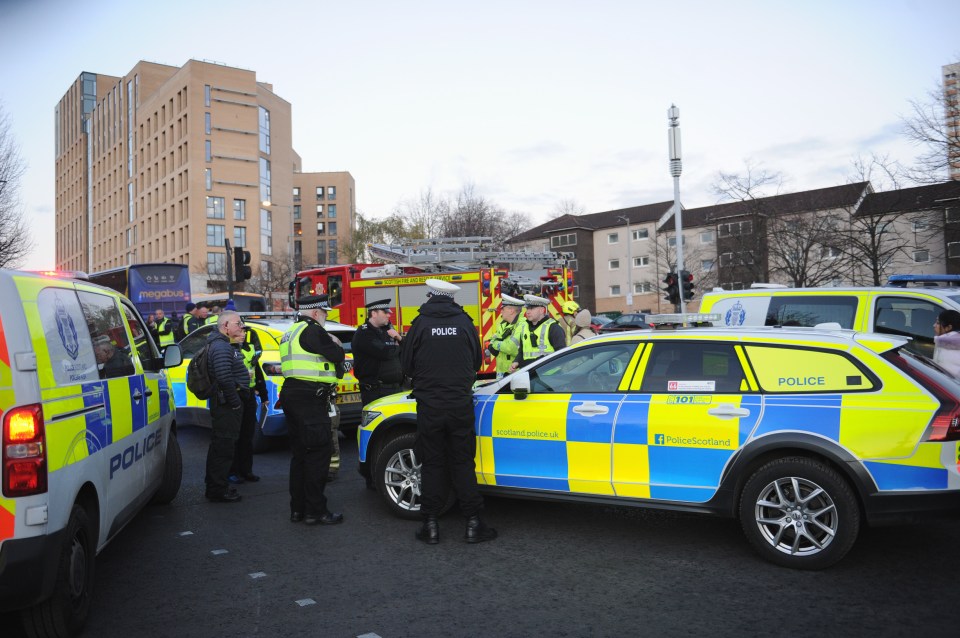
[668,104,685,314]
[618,215,632,309]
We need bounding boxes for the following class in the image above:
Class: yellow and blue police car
[0,269,183,635]
[168,317,361,451]
[358,324,960,569]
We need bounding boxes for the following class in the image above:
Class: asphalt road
[6,425,960,637]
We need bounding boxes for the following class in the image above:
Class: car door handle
[144,389,153,397]
[133,390,143,402]
[572,402,609,416]
[707,404,750,419]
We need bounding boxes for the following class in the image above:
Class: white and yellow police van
[0,270,183,637]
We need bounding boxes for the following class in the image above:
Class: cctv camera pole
[668,104,685,315]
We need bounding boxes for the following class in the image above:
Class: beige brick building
[55,59,310,293]
[290,172,356,270]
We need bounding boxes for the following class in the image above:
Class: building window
[293,205,301,220]
[719,252,734,267]
[608,232,619,244]
[947,207,960,223]
[328,222,337,235]
[293,186,301,201]
[204,84,211,107]
[550,233,576,248]
[205,112,211,135]
[328,186,336,200]
[718,221,753,237]
[633,256,650,267]
[205,140,212,162]
[821,246,841,259]
[948,242,960,258]
[259,158,271,206]
[260,234,272,256]
[206,196,225,219]
[317,204,323,215]
[610,285,621,296]
[700,230,715,244]
[668,236,687,247]
[233,226,246,248]
[328,204,336,218]
[632,228,649,241]
[317,222,325,234]
[258,106,271,154]
[205,168,212,191]
[260,209,272,256]
[608,259,620,270]
[317,239,326,264]
[233,199,246,220]
[328,239,338,263]
[316,186,324,199]
[294,222,302,237]
[634,282,653,293]
[206,224,225,247]
[701,259,715,271]
[207,252,226,278]
[567,259,578,271]
[913,249,931,263]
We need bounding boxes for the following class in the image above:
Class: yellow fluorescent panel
[492,395,569,440]
[567,441,612,483]
[478,436,496,485]
[612,443,650,484]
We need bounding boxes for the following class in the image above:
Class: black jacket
[400,296,480,404]
[351,320,402,385]
[206,329,249,408]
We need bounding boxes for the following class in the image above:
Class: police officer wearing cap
[180,302,201,339]
[513,293,567,370]
[487,294,525,378]
[400,279,496,545]
[352,298,404,408]
[279,294,346,525]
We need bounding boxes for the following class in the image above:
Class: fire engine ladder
[366,237,568,267]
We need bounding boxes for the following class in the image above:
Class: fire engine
[288,237,574,376]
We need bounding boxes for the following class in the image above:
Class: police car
[358,324,960,569]
[0,270,183,635]
[168,317,361,451]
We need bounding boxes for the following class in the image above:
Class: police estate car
[169,318,361,451]
[358,326,960,569]
[0,270,183,635]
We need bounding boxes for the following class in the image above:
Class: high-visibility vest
[241,344,258,388]
[490,317,522,373]
[520,317,560,361]
[279,322,338,383]
[156,318,175,346]
[205,315,219,325]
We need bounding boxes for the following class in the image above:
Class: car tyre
[151,430,182,505]
[373,431,455,520]
[21,504,96,638]
[738,456,860,570]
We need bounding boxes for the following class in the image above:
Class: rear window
[765,296,858,328]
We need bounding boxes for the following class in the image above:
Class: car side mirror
[510,371,530,400]
[163,344,183,368]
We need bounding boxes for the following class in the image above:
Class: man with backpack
[203,310,250,503]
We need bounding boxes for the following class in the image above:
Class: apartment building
[291,172,356,270]
[55,60,299,293]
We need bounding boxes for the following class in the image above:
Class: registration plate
[336,393,361,404]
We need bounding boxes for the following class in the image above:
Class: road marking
[357,634,382,638]
[211,549,229,555]
[249,572,267,579]
[178,531,194,536]
[295,598,316,607]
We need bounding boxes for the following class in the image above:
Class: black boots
[416,515,440,544]
[464,515,498,543]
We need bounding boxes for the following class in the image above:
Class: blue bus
[87,263,192,318]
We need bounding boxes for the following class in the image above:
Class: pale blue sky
[0,0,955,269]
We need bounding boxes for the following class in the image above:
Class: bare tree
[650,228,719,310]
[246,250,297,302]
[341,211,396,262]
[766,212,849,287]
[548,198,586,220]
[0,105,34,268]
[391,188,449,238]
[901,60,960,183]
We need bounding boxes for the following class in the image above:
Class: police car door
[482,342,638,495]
[620,340,759,502]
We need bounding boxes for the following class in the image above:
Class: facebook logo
[654,434,664,445]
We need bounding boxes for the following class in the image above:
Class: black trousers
[281,385,333,516]
[360,382,401,408]
[206,402,241,497]
[230,392,258,477]
[415,400,483,517]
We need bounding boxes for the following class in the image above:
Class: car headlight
[360,410,382,428]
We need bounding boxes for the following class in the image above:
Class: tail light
[3,404,47,497]
[482,270,492,291]
[883,350,960,441]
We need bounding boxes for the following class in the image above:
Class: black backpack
[186,344,216,400]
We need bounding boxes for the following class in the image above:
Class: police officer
[154,309,175,350]
[279,294,345,525]
[400,279,495,545]
[512,293,567,370]
[487,294,525,379]
[205,311,250,503]
[351,298,404,407]
[229,326,267,485]
[180,302,202,338]
[205,305,221,325]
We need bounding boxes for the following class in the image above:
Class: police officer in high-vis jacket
[279,294,345,525]
[400,279,496,545]
[512,293,567,370]
[351,298,404,407]
[154,309,175,349]
[487,293,525,378]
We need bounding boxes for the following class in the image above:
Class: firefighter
[351,298,404,407]
[512,293,567,370]
[487,293,525,378]
[400,279,495,544]
[279,294,345,525]
[559,300,580,344]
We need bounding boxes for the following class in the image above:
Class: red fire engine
[288,237,574,376]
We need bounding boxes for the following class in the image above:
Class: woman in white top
[933,309,960,376]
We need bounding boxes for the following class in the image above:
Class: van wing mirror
[163,344,183,368]
[510,371,530,400]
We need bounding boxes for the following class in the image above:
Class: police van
[0,270,183,636]
[699,275,960,358]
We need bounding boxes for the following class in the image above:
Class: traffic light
[681,270,695,301]
[663,272,680,306]
[233,247,252,282]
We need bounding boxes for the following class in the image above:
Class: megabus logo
[651,432,734,449]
